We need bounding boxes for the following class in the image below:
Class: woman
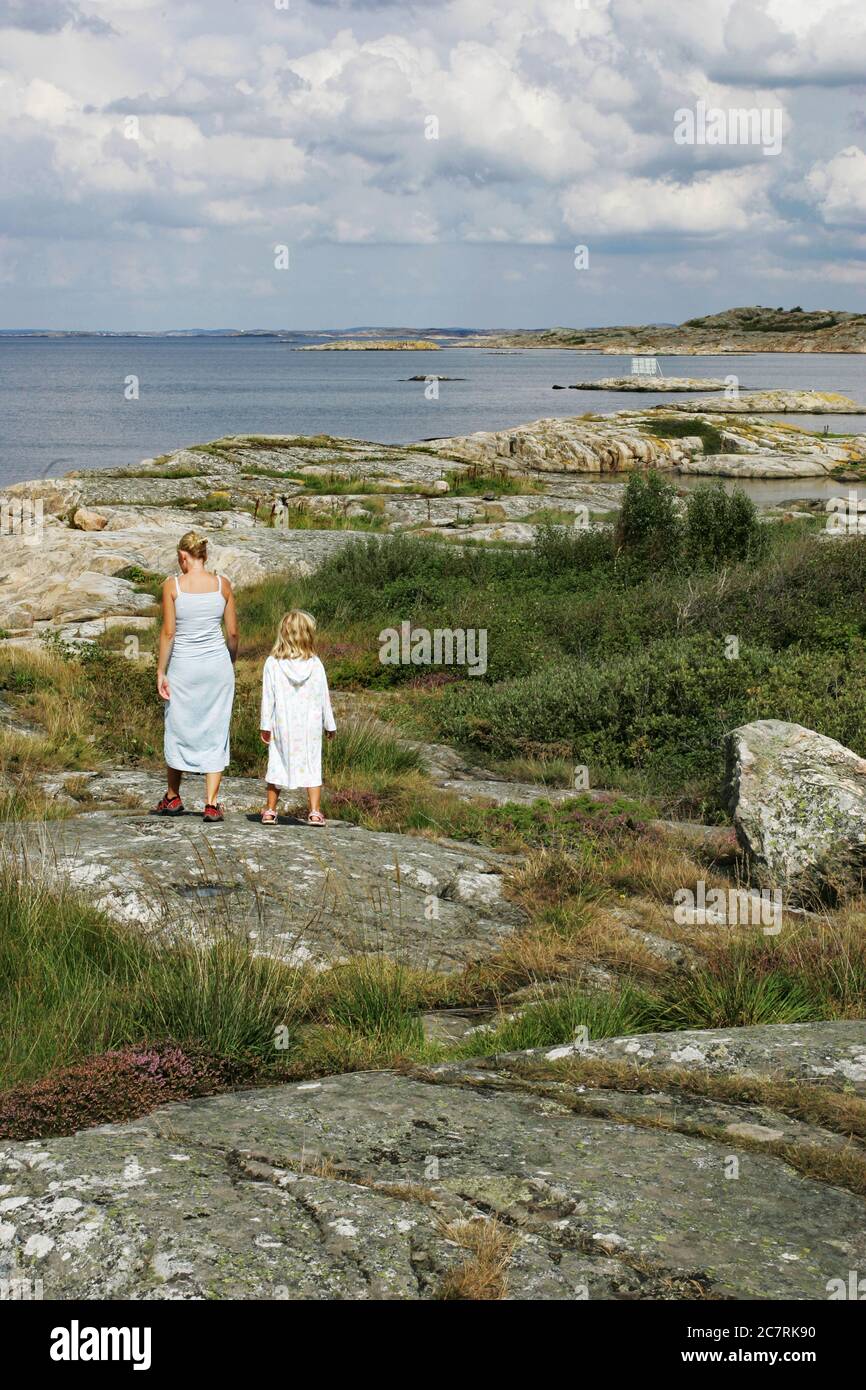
[153,530,239,823]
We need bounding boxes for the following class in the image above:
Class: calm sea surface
[0,337,864,489]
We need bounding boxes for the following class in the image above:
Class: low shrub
[0,1045,257,1141]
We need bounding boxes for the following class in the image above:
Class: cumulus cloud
[806,146,866,225]
[563,167,777,240]
[0,0,862,325]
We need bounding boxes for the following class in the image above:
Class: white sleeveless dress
[164,575,235,773]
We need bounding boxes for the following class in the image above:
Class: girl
[154,530,238,823]
[259,610,336,825]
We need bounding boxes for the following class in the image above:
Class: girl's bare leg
[167,767,183,797]
[307,786,322,814]
[266,784,280,812]
[205,772,222,806]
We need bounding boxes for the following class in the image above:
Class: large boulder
[726,719,866,886]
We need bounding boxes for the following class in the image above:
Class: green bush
[615,470,681,566]
[435,636,775,785]
[682,482,768,568]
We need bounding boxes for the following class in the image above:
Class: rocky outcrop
[0,811,525,973]
[678,454,832,478]
[726,720,866,887]
[527,1020,866,1092]
[70,509,108,532]
[0,516,369,630]
[430,416,696,473]
[464,306,866,354]
[669,390,866,414]
[1,1021,864,1300]
[430,412,861,476]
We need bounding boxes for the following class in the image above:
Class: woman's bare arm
[222,579,239,662]
[157,579,176,699]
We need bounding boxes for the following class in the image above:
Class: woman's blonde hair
[178,530,208,561]
[272,609,317,660]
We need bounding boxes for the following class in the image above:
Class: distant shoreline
[2,303,866,356]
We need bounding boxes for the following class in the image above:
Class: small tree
[615,470,681,567]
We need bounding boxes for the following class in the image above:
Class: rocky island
[466,305,866,354]
[298,339,440,351]
[558,376,733,392]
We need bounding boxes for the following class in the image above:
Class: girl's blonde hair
[178,530,208,561]
[272,609,317,660]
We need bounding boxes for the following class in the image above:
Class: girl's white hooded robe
[260,655,336,789]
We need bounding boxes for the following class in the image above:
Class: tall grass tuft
[0,859,306,1091]
[457,981,656,1056]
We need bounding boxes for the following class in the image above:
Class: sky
[0,0,864,330]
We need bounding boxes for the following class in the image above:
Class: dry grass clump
[436,1217,516,1300]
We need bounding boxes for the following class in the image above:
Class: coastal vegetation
[0,470,854,822]
[2,454,866,1192]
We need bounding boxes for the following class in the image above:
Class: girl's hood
[275,656,316,685]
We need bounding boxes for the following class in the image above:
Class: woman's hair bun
[178,530,208,560]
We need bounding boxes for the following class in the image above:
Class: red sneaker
[153,793,184,816]
[203,803,224,823]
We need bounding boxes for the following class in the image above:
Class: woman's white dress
[164,576,235,773]
[260,655,336,789]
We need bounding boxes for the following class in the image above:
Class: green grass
[188,442,238,461]
[487,755,575,787]
[644,417,726,454]
[0,864,305,1090]
[298,472,401,495]
[238,434,357,452]
[325,718,424,777]
[0,860,442,1097]
[521,507,597,527]
[650,958,819,1029]
[314,958,425,1052]
[0,785,74,823]
[450,981,656,1055]
[445,468,539,497]
[170,491,256,514]
[114,566,165,601]
[104,465,210,480]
